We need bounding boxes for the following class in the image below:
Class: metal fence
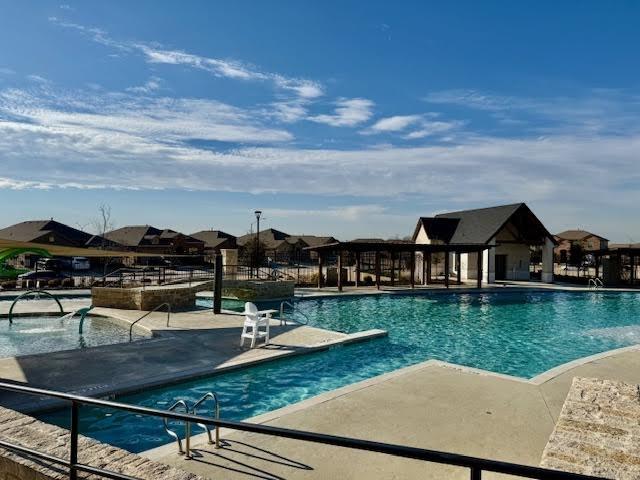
[0,382,607,480]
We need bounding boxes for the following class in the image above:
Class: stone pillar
[542,237,554,283]
[221,249,238,279]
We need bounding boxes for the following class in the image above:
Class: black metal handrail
[0,381,607,480]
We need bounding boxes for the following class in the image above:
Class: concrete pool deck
[0,307,385,412]
[145,346,640,480]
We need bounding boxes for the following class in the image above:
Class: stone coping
[541,377,640,479]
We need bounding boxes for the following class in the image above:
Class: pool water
[41,290,640,453]
[0,316,151,358]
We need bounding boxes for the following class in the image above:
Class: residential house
[190,230,238,264]
[554,230,609,263]
[237,228,338,264]
[0,219,120,266]
[412,203,555,283]
[105,226,205,258]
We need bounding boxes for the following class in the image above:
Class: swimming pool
[0,315,151,358]
[40,290,640,453]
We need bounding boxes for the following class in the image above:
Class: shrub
[363,275,374,286]
[61,277,74,288]
[46,278,61,288]
[1,280,16,290]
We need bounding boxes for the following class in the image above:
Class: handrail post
[69,401,79,480]
[470,466,482,480]
[185,420,192,460]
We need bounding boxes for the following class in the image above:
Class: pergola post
[477,249,483,289]
[337,250,343,292]
[317,252,324,289]
[631,254,636,286]
[444,251,450,289]
[375,251,381,290]
[355,251,361,287]
[595,255,600,278]
[390,252,395,287]
[410,252,415,289]
[456,252,461,285]
[426,252,432,284]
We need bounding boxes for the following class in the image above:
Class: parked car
[36,258,64,272]
[17,270,70,286]
[71,256,90,271]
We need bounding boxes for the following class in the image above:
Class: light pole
[254,210,262,277]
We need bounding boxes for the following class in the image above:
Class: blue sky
[1,1,639,241]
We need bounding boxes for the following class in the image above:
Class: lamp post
[254,210,262,277]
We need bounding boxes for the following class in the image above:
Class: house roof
[237,228,291,246]
[555,230,609,242]
[190,230,237,249]
[0,219,117,248]
[414,203,554,245]
[104,225,162,246]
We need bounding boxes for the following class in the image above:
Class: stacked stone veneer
[92,282,212,311]
[541,377,640,479]
[222,280,294,301]
[92,280,294,310]
[0,406,201,480]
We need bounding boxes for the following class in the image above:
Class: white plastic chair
[240,302,271,348]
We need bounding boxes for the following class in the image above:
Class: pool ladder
[588,277,604,290]
[279,300,310,326]
[163,392,220,459]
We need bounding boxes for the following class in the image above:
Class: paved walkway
[147,348,640,480]
[0,307,384,412]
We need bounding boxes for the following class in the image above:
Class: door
[495,254,507,280]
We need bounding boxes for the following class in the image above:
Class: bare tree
[91,204,116,275]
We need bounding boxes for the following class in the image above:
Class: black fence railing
[0,382,607,480]
[92,266,216,289]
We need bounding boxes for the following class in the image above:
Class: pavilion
[305,240,492,291]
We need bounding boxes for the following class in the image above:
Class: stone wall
[0,406,201,480]
[222,280,294,301]
[92,282,212,311]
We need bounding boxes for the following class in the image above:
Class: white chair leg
[250,328,257,348]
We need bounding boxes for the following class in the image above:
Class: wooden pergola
[305,240,492,291]
[589,245,640,286]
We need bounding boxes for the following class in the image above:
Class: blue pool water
[0,316,151,358]
[41,290,640,453]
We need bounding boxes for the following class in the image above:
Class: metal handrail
[588,277,604,290]
[0,381,608,480]
[162,400,189,455]
[128,303,170,340]
[279,300,310,325]
[7,289,64,324]
[191,392,221,450]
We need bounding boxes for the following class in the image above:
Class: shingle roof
[0,219,95,247]
[434,203,524,244]
[414,203,553,245]
[237,228,291,247]
[190,230,237,249]
[555,230,608,242]
[104,225,161,246]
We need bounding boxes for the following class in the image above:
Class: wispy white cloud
[269,204,388,221]
[367,115,422,132]
[424,88,640,135]
[26,74,49,84]
[0,68,15,76]
[126,76,162,94]
[404,120,464,139]
[309,98,374,127]
[362,113,463,139]
[49,17,324,100]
